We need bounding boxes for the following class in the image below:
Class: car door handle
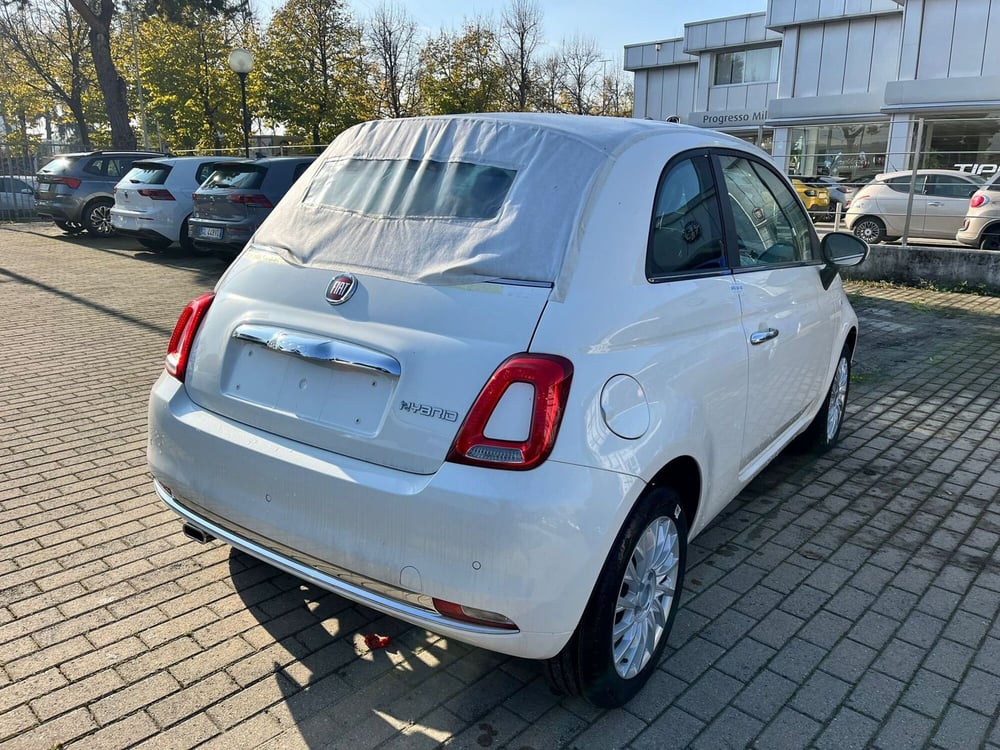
[750,328,779,345]
[926,201,944,207]
[233,323,401,376]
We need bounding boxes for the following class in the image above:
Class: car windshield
[200,165,265,190]
[304,158,516,220]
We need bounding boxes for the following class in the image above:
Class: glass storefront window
[714,47,779,86]
[786,122,889,180]
[736,129,774,154]
[920,116,1000,176]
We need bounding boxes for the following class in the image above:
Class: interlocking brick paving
[1,223,998,749]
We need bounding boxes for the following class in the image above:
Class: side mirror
[821,231,868,268]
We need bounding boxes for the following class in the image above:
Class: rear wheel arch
[843,327,858,361]
[979,223,1000,249]
[647,455,701,531]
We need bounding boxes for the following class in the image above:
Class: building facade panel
[948,0,990,77]
[768,0,901,26]
[624,0,1000,175]
[843,19,878,93]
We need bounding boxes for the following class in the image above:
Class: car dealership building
[625,0,1000,181]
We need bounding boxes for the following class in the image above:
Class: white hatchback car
[845,169,984,243]
[111,155,245,250]
[148,113,868,707]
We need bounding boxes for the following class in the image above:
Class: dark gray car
[189,156,316,253]
[35,150,166,236]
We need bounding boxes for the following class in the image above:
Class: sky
[345,0,767,61]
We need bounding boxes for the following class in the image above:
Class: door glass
[646,155,727,278]
[926,175,980,199]
[718,155,815,268]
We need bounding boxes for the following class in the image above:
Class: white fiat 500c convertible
[148,113,868,708]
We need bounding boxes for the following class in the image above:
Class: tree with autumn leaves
[0,0,633,157]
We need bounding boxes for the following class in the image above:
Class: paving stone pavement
[1,222,999,750]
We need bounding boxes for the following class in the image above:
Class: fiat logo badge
[325,273,358,305]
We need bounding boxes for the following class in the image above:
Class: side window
[717,155,815,268]
[83,158,105,176]
[926,175,977,199]
[885,175,927,193]
[647,155,726,278]
[292,162,311,180]
[107,159,127,178]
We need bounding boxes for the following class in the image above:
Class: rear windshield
[122,163,171,185]
[38,156,80,175]
[200,165,265,190]
[304,158,516,220]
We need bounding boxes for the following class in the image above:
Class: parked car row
[32,149,315,255]
[841,168,1000,247]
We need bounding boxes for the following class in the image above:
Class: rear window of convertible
[303,158,516,220]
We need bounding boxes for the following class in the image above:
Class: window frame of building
[713,46,780,87]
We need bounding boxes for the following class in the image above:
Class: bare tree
[0,0,95,147]
[600,55,633,117]
[497,0,541,112]
[559,34,601,115]
[529,51,561,112]
[366,2,420,118]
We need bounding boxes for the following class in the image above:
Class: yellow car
[791,178,831,216]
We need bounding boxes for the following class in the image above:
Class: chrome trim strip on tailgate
[232,323,401,376]
[154,479,518,636]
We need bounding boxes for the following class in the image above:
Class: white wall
[767,0,902,27]
[898,0,1000,80]
[792,13,901,97]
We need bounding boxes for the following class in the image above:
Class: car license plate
[200,227,223,240]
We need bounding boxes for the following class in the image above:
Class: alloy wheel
[612,515,680,679]
[827,356,849,443]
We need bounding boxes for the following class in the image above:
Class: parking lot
[1,222,999,749]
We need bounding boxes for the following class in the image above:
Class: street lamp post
[228,48,254,158]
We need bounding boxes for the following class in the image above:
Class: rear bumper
[36,197,80,222]
[956,216,993,246]
[147,374,641,660]
[188,218,255,251]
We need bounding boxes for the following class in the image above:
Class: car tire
[55,220,85,235]
[852,217,886,244]
[83,199,115,237]
[980,232,1000,251]
[794,345,851,454]
[179,218,196,252]
[138,238,172,251]
[543,487,687,708]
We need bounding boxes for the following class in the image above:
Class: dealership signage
[954,163,999,175]
[691,109,769,128]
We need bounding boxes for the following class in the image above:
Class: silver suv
[35,150,165,236]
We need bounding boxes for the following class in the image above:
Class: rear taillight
[138,188,175,201]
[447,354,573,471]
[971,194,989,208]
[52,176,81,189]
[165,293,215,381]
[228,193,273,208]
